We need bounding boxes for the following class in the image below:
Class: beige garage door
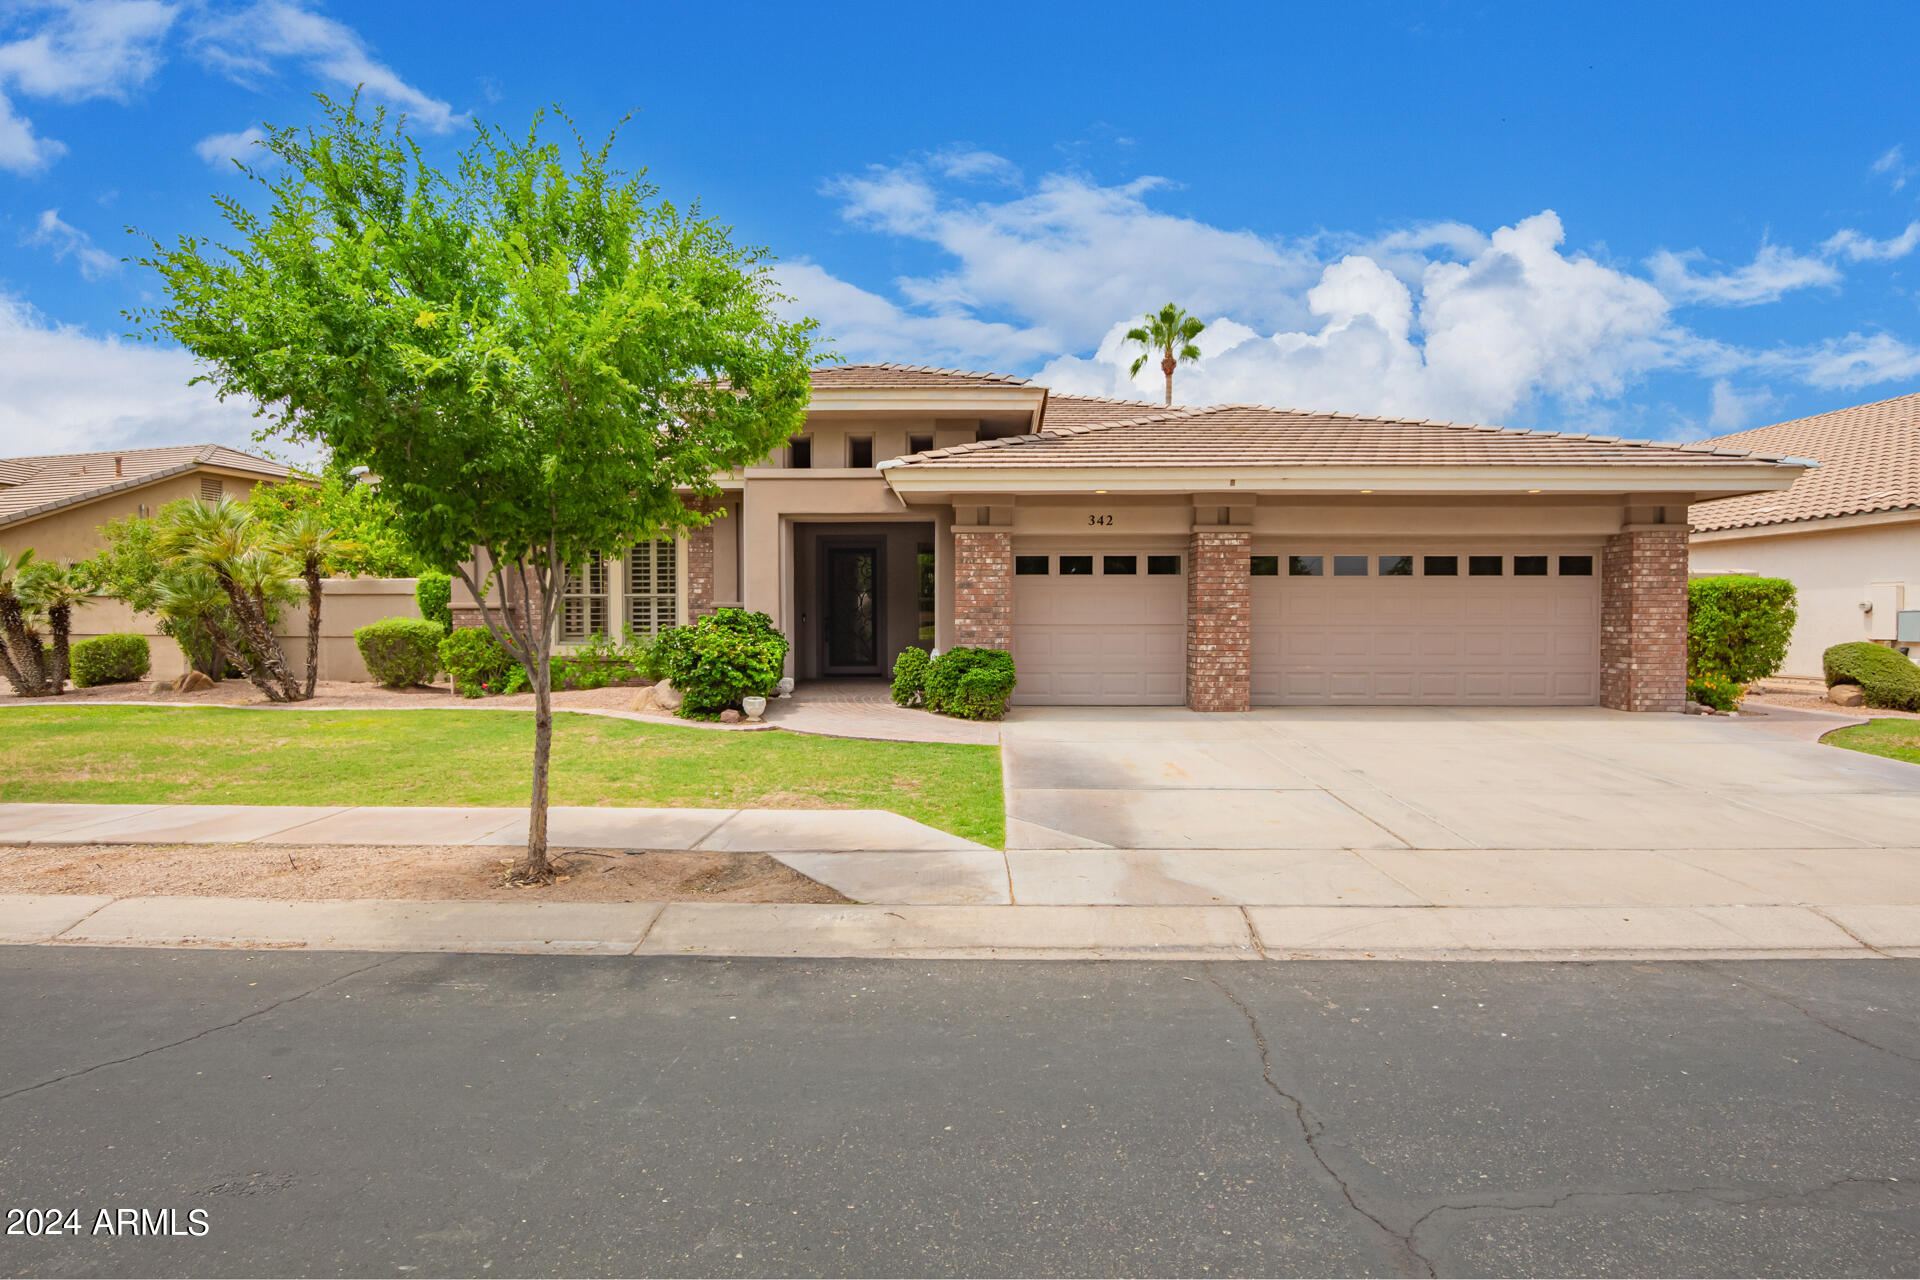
[1011,544,1186,705]
[1251,548,1601,705]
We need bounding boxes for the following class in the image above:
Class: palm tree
[0,547,46,695]
[18,560,89,693]
[158,498,307,701]
[267,509,338,698]
[1123,303,1206,406]
[153,566,245,678]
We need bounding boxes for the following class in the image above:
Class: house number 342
[1087,514,1114,526]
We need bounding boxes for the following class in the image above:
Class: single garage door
[1011,544,1186,705]
[1251,547,1601,705]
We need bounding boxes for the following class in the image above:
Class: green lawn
[0,707,1005,847]
[1824,717,1920,768]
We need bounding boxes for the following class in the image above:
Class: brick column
[952,528,1012,650]
[1187,529,1251,712]
[1600,527,1689,713]
[685,522,717,620]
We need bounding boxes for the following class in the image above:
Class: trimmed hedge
[656,608,789,717]
[1824,642,1920,711]
[415,571,453,635]
[1687,576,1797,703]
[69,633,150,687]
[356,618,444,688]
[890,646,930,706]
[925,647,1016,720]
[439,626,517,698]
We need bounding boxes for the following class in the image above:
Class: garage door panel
[1012,545,1186,705]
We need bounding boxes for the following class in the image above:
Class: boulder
[719,708,743,724]
[1827,683,1866,707]
[628,686,659,714]
[173,670,214,693]
[1684,700,1707,715]
[652,682,684,712]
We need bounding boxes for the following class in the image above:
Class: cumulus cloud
[1707,379,1777,434]
[1823,221,1920,262]
[25,208,118,279]
[0,0,176,171]
[1646,243,1841,306]
[1750,332,1920,391]
[193,123,265,167]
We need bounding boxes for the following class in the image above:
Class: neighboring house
[0,443,293,563]
[1690,393,1920,679]
[451,364,1808,711]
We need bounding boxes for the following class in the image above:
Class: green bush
[924,647,1016,717]
[439,626,517,697]
[655,608,788,717]
[1687,670,1742,713]
[890,646,930,706]
[355,618,444,688]
[949,664,1016,720]
[415,571,452,634]
[69,633,150,687]
[1687,576,1797,700]
[1824,642,1920,711]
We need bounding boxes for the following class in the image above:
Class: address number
[1087,514,1114,526]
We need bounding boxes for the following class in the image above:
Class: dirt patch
[0,843,853,904]
[1741,692,1920,720]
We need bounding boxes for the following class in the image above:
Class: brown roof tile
[809,363,1031,389]
[1688,392,1920,531]
[0,444,291,527]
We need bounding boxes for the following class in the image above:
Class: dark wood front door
[822,543,882,674]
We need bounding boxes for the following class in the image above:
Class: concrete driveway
[1001,705,1920,907]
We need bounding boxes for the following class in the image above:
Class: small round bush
[439,626,517,697]
[1688,575,1797,690]
[924,647,1016,716]
[891,646,931,706]
[656,609,789,717]
[69,633,150,687]
[1824,642,1920,711]
[949,664,1016,720]
[415,571,453,635]
[356,618,444,688]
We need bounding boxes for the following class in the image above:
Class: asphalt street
[1,948,1916,1277]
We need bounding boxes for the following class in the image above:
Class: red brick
[1187,529,1251,712]
[1600,527,1689,713]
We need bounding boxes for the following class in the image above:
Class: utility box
[1899,609,1920,644]
[1866,582,1907,640]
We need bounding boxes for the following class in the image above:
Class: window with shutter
[559,552,609,642]
[626,540,678,636]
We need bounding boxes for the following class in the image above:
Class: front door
[822,543,882,674]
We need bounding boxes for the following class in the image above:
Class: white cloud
[1822,221,1920,262]
[0,294,267,456]
[189,1,462,133]
[1872,144,1911,191]
[774,260,1056,370]
[193,123,265,167]
[1750,331,1920,391]
[0,87,63,172]
[0,0,177,101]
[1646,243,1841,306]
[1707,379,1777,433]
[26,208,118,279]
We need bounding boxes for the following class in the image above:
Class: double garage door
[1010,540,1601,707]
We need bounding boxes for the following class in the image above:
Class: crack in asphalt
[0,955,398,1104]
[1711,963,1920,1066]
[1203,966,1437,1278]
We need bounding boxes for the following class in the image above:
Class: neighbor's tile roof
[0,444,291,527]
[891,402,1805,469]
[809,363,1032,389]
[1689,392,1920,531]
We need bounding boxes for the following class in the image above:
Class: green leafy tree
[134,98,818,881]
[1124,303,1206,406]
[247,474,427,578]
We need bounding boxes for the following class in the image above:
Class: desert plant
[70,633,151,687]
[416,571,453,634]
[891,646,930,706]
[655,609,789,717]
[440,626,516,698]
[1824,642,1920,711]
[158,497,306,701]
[924,646,1017,715]
[1688,576,1797,700]
[266,508,340,698]
[16,560,90,693]
[0,548,51,695]
[356,618,445,688]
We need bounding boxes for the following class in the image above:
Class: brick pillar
[1187,529,1251,712]
[952,528,1012,650]
[686,522,717,620]
[1600,527,1689,713]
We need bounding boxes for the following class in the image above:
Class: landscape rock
[1684,700,1706,715]
[148,680,173,696]
[653,682,684,711]
[1827,683,1866,707]
[719,708,743,724]
[173,670,214,693]
[628,687,659,714]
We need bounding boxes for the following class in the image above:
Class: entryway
[792,522,935,682]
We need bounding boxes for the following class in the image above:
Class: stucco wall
[1689,516,1920,677]
[0,471,269,564]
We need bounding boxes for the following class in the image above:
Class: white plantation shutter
[626,540,678,636]
[559,553,609,642]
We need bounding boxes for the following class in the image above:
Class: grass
[0,707,1005,847]
[1823,717,1920,768]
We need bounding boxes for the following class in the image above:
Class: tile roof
[889,402,1805,470]
[0,444,291,527]
[809,363,1032,389]
[1688,392,1920,531]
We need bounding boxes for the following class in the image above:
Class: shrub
[924,647,1016,716]
[1687,669,1742,713]
[949,664,1016,720]
[356,618,444,688]
[1824,642,1920,711]
[69,633,150,687]
[439,626,516,697]
[1688,576,1797,699]
[415,571,452,634]
[655,608,788,716]
[890,646,930,706]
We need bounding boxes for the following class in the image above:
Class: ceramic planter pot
[742,695,768,721]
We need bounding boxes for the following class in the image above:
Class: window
[1147,555,1181,575]
[1514,555,1549,576]
[908,434,933,455]
[917,544,936,642]
[1103,555,1137,575]
[1559,555,1594,576]
[1250,555,1280,576]
[625,540,678,636]
[199,476,223,505]
[561,552,610,641]
[1015,555,1050,575]
[789,437,811,469]
[1379,555,1414,577]
[1424,556,1458,576]
[1469,555,1504,576]
[847,436,874,468]
[1333,555,1368,577]
[1289,555,1323,576]
[1059,555,1093,576]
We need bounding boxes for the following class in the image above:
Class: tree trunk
[215,571,302,701]
[521,639,555,883]
[1161,353,1176,406]
[0,589,50,695]
[48,602,71,694]
[0,627,27,695]
[303,565,322,699]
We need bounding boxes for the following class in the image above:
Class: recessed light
[1527,488,1541,494]
[1359,489,1372,494]
[1093,489,1107,494]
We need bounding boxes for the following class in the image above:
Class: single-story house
[0,443,292,563]
[1690,393,1920,678]
[451,364,1810,711]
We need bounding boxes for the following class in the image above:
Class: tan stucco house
[0,443,292,563]
[1690,393,1920,678]
[456,364,1811,712]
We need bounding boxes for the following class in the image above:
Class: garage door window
[1514,555,1549,576]
[1289,555,1323,576]
[1060,555,1094,576]
[1333,555,1368,576]
[1250,555,1280,576]
[1559,555,1594,576]
[1425,555,1459,576]
[1148,555,1181,575]
[1469,556,1503,576]
[1379,555,1414,576]
[1103,555,1138,575]
[1015,556,1049,575]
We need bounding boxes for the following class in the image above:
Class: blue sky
[3,0,1919,457]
